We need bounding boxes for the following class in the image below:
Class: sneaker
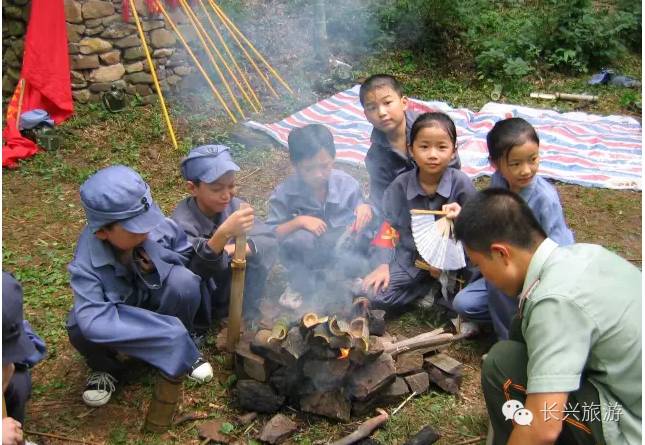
[415,283,441,309]
[451,317,481,338]
[278,285,303,310]
[188,357,213,384]
[82,371,117,407]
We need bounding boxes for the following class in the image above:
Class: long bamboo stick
[15,78,26,130]
[226,202,250,352]
[178,0,245,119]
[130,0,178,149]
[156,0,237,123]
[205,0,279,98]
[197,0,262,111]
[210,1,294,95]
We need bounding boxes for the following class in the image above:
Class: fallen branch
[25,430,100,445]
[391,391,417,416]
[384,331,467,357]
[173,411,209,426]
[454,435,487,445]
[330,408,389,445]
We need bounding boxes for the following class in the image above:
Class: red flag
[371,221,399,249]
[2,0,73,168]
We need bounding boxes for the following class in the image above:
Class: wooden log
[384,330,465,358]
[329,408,389,445]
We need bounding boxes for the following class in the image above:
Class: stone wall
[2,0,194,103]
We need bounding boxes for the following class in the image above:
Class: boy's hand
[352,204,373,233]
[362,263,390,295]
[223,243,253,257]
[296,215,327,236]
[442,202,462,220]
[218,205,255,239]
[3,417,23,445]
[428,265,442,279]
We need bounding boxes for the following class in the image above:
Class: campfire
[228,297,465,421]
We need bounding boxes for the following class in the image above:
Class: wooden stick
[197,0,262,111]
[156,0,238,123]
[384,331,467,357]
[330,408,389,445]
[410,209,448,216]
[178,0,245,118]
[210,1,294,95]
[206,0,279,97]
[15,78,26,130]
[226,202,250,352]
[130,0,178,149]
[391,391,417,416]
[454,436,487,445]
[25,430,100,445]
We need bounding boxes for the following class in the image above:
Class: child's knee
[165,267,202,304]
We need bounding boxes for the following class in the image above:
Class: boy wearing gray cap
[67,165,213,408]
[172,145,277,321]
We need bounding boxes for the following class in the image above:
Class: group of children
[26,73,573,408]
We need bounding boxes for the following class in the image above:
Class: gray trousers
[4,368,31,424]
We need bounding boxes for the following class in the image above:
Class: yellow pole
[206,0,279,98]
[179,0,254,116]
[156,0,238,123]
[130,0,178,149]
[211,1,294,95]
[197,0,262,111]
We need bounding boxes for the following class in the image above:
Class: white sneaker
[82,371,117,407]
[188,357,213,384]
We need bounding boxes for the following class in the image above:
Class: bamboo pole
[226,202,250,352]
[129,0,178,149]
[156,0,237,123]
[15,78,26,130]
[410,209,449,216]
[197,0,262,111]
[178,0,245,119]
[206,0,279,98]
[210,1,294,95]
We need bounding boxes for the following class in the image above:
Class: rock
[71,54,100,70]
[114,34,141,48]
[65,0,83,23]
[68,42,81,55]
[173,65,192,76]
[167,51,187,67]
[102,15,121,26]
[259,414,297,444]
[404,372,430,394]
[197,420,232,444]
[85,18,104,28]
[88,80,127,93]
[153,48,174,58]
[352,376,410,416]
[303,358,350,392]
[347,353,397,401]
[2,75,16,95]
[4,20,25,37]
[66,23,85,43]
[150,28,175,48]
[85,26,104,36]
[125,61,144,73]
[396,352,424,376]
[166,74,181,86]
[142,20,164,31]
[402,426,441,445]
[4,5,23,19]
[82,0,115,19]
[300,390,351,422]
[100,23,135,39]
[21,6,30,21]
[131,84,152,96]
[89,63,125,83]
[72,89,91,103]
[3,49,19,68]
[235,380,285,414]
[125,71,153,84]
[10,39,24,56]
[99,50,121,65]
[80,37,112,55]
[6,67,20,82]
[13,0,29,5]
[71,70,87,89]
[123,46,144,61]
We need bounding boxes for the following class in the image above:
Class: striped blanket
[246,85,642,190]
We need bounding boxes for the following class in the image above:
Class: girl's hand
[442,202,462,220]
[362,263,390,295]
[352,204,373,233]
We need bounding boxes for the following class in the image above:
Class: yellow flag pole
[178,0,251,116]
[205,0,279,98]
[197,0,262,111]
[130,0,178,149]
[156,0,238,123]
[210,1,294,95]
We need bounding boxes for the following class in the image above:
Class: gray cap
[80,165,165,234]
[180,145,240,183]
[3,272,37,365]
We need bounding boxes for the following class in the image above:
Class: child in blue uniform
[453,117,574,339]
[364,112,476,309]
[171,145,277,321]
[66,165,213,408]
[266,124,373,309]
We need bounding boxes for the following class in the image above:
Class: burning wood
[267,318,289,342]
[349,317,369,352]
[301,312,329,329]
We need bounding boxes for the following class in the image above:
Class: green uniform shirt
[520,238,642,445]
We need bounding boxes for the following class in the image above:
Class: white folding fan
[410,209,466,271]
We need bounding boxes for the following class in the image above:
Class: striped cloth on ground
[245,85,642,190]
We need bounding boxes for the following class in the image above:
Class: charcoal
[402,425,441,444]
[235,380,285,413]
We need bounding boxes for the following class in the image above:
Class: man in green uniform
[454,188,641,445]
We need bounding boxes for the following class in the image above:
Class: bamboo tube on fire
[226,203,250,352]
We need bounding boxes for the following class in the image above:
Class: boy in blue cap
[266,124,373,309]
[67,165,213,408]
[171,145,277,321]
